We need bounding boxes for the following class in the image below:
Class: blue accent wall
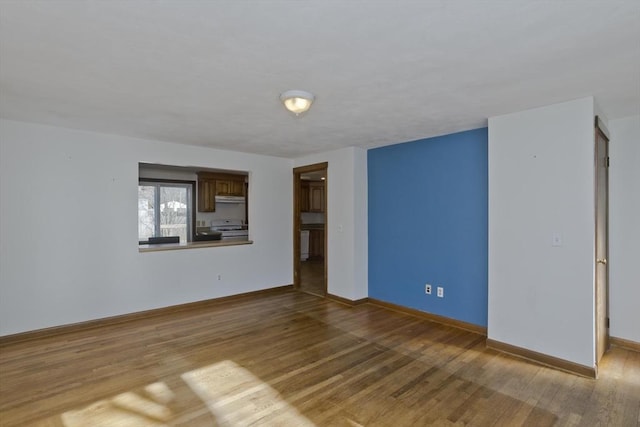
[368,128,488,327]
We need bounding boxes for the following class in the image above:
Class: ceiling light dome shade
[280,90,315,115]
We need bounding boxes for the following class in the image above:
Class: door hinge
[606,317,610,328]
[606,157,610,168]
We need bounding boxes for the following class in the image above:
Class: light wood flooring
[1,290,639,426]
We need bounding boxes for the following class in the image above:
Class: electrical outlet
[437,286,444,298]
[217,274,222,281]
[425,284,432,295]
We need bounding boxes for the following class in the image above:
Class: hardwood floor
[1,290,638,426]
[299,260,325,296]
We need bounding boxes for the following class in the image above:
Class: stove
[210,219,248,240]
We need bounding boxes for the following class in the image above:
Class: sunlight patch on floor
[61,382,173,427]
[57,361,316,426]
[182,359,316,426]
[144,381,176,404]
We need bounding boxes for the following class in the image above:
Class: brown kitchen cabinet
[197,172,247,212]
[300,181,310,212]
[308,182,325,212]
[197,174,216,212]
[216,179,245,196]
[300,181,324,212]
[309,229,325,260]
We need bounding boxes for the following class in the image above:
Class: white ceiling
[1,1,638,158]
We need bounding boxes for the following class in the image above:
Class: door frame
[293,162,328,294]
[594,115,610,369]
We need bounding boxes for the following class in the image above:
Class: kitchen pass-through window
[138,179,195,244]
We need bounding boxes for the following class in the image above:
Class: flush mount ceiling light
[280,90,315,116]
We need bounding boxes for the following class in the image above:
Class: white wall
[352,149,368,301]
[294,147,368,301]
[0,119,293,336]
[488,97,596,367]
[608,115,640,343]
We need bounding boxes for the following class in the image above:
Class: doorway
[595,116,610,368]
[293,162,328,296]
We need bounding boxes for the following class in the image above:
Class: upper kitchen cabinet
[197,172,247,212]
[300,181,310,212]
[216,178,245,197]
[308,181,325,212]
[197,173,216,212]
[300,180,324,212]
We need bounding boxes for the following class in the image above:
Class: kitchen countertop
[139,238,252,252]
[301,223,325,230]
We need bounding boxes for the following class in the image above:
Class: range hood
[215,195,245,203]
